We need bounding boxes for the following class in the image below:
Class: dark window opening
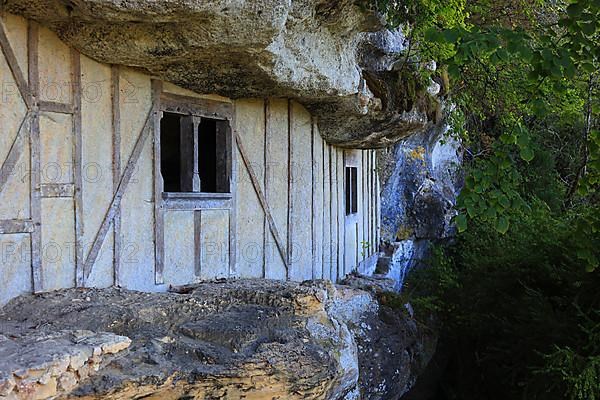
[160,112,230,194]
[345,166,358,216]
[160,112,182,192]
[198,118,217,193]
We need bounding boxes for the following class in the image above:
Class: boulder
[0,279,434,399]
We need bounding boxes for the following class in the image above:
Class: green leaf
[455,214,468,233]
[520,146,535,162]
[442,28,460,43]
[581,62,596,73]
[499,195,511,209]
[581,22,597,36]
[495,216,510,234]
[567,2,584,17]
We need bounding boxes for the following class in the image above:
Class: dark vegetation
[369,0,600,398]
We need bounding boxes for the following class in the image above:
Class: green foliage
[405,204,600,399]
[375,0,600,397]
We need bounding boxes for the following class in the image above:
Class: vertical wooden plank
[338,149,345,277]
[288,101,313,281]
[361,150,367,258]
[70,48,83,287]
[199,209,230,279]
[28,20,43,292]
[371,151,376,254]
[152,79,165,284]
[264,99,288,280]
[234,100,265,278]
[215,120,230,193]
[286,99,293,280]
[310,117,315,280]
[365,150,371,256]
[329,145,337,281]
[322,141,331,280]
[312,118,324,280]
[194,210,201,277]
[229,104,237,278]
[263,99,269,278]
[111,65,121,285]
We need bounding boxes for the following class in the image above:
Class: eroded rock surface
[3,0,441,147]
[376,121,462,288]
[0,330,130,400]
[0,279,433,399]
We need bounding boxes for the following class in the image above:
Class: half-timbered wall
[0,13,380,305]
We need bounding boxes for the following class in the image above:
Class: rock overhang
[3,0,442,148]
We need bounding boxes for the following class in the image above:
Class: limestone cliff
[2,0,441,147]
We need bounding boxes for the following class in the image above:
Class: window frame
[158,92,235,211]
[345,165,358,217]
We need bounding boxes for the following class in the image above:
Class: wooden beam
[227,109,237,278]
[0,19,33,108]
[262,99,270,278]
[310,117,316,280]
[0,113,30,195]
[40,183,74,198]
[286,99,293,279]
[329,145,335,281]
[235,131,289,274]
[0,219,35,234]
[194,210,202,277]
[71,48,84,287]
[38,101,73,114]
[160,92,233,120]
[28,20,43,293]
[84,106,154,282]
[111,65,122,286]
[152,79,165,285]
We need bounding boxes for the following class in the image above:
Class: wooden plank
[162,197,232,211]
[235,131,289,274]
[370,151,375,253]
[152,79,165,284]
[263,99,269,278]
[329,145,337,281]
[322,141,330,280]
[365,150,370,256]
[111,65,122,286]
[0,219,35,234]
[40,183,74,198]
[84,106,154,281]
[310,117,316,280]
[0,18,32,108]
[27,21,38,95]
[339,149,345,276]
[0,113,30,195]
[286,100,293,279]
[312,120,324,279]
[194,210,201,277]
[28,20,43,293]
[337,149,344,278]
[71,48,84,287]
[38,101,73,114]
[228,107,237,278]
[160,92,233,120]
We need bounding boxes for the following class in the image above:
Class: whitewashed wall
[0,13,380,305]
